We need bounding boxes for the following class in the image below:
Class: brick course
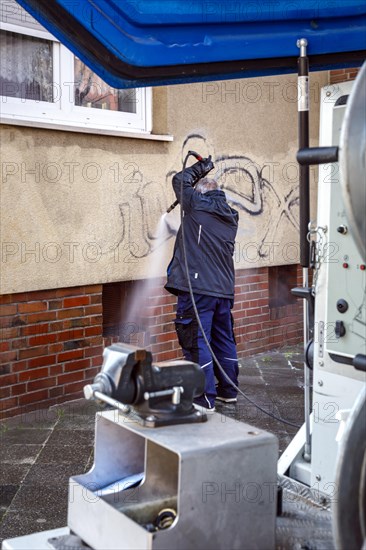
[104,266,304,372]
[0,285,103,419]
[1,271,304,419]
[329,67,360,84]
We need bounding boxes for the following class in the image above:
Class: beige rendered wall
[0,71,328,294]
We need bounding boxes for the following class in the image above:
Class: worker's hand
[200,155,214,177]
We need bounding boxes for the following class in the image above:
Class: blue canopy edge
[15,0,366,88]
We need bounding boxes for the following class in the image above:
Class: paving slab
[22,463,87,487]
[8,483,69,515]
[0,510,65,541]
[0,487,18,511]
[53,415,96,431]
[0,345,306,546]
[36,445,93,465]
[0,465,30,487]
[45,430,93,447]
[1,411,58,431]
[0,430,52,446]
[0,445,42,465]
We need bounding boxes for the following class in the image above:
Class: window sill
[1,116,174,142]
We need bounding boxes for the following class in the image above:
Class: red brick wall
[1,266,303,419]
[104,266,303,360]
[329,68,359,84]
[0,285,103,419]
[233,266,303,355]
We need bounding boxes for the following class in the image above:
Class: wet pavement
[0,344,305,545]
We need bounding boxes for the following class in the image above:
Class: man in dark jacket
[165,157,239,412]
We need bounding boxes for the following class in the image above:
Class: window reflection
[74,58,137,113]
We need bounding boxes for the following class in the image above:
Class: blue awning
[16,0,366,88]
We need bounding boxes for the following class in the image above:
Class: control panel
[320,93,366,360]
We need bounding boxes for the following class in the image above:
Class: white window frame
[0,20,152,137]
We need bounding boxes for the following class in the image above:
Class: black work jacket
[165,163,239,299]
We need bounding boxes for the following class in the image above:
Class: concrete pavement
[0,344,305,544]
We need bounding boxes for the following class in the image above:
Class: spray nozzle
[166,202,177,214]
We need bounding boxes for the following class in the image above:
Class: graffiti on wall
[116,133,299,260]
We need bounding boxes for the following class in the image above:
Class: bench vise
[84,343,207,427]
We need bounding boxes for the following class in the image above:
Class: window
[74,59,137,114]
[268,264,298,309]
[103,281,134,339]
[102,281,149,347]
[0,1,151,136]
[1,30,53,102]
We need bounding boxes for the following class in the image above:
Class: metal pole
[297,38,310,268]
[297,38,311,461]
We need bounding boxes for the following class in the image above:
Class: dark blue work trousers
[175,292,239,408]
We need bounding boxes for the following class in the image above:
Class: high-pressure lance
[166,150,205,213]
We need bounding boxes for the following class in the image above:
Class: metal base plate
[1,528,70,550]
[122,407,207,427]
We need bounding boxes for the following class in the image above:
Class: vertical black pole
[297,38,311,461]
[297,38,310,267]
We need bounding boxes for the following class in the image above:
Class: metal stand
[65,410,278,549]
[297,37,312,462]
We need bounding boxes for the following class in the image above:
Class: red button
[343,262,349,269]
[360,264,366,271]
